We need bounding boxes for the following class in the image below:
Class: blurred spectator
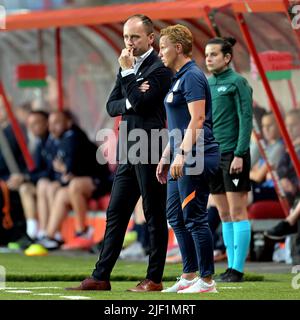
[276,109,300,204]
[0,101,27,181]
[8,111,51,240]
[265,109,300,240]
[15,101,38,153]
[0,100,30,247]
[265,200,299,240]
[14,101,32,126]
[250,103,267,167]
[250,112,284,203]
[35,111,112,250]
[35,111,68,240]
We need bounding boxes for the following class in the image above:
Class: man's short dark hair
[29,110,49,120]
[125,14,154,35]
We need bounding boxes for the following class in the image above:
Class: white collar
[135,47,153,65]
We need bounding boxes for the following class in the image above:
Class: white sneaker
[177,278,218,293]
[119,241,146,260]
[37,237,61,250]
[161,276,199,293]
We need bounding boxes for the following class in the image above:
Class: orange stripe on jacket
[181,190,196,210]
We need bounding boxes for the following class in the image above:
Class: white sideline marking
[5,290,32,293]
[33,293,60,296]
[23,287,61,290]
[1,287,91,300]
[1,286,60,290]
[60,295,91,300]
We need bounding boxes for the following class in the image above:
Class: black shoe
[14,234,34,249]
[264,221,298,241]
[215,268,232,282]
[223,268,244,282]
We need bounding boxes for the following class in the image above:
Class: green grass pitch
[0,253,298,300]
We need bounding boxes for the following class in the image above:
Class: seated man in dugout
[265,109,300,240]
[6,110,55,243]
[0,99,28,183]
[34,111,112,250]
[33,111,73,242]
[250,112,284,203]
[275,109,300,206]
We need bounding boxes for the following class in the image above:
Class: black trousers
[92,163,168,283]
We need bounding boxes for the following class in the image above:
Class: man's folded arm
[120,67,172,114]
[106,76,128,117]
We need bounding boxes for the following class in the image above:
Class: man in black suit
[69,14,172,292]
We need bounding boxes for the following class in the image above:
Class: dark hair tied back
[223,37,236,47]
[206,36,236,64]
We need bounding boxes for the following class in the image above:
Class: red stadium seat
[248,200,286,220]
[61,194,177,248]
[87,194,111,211]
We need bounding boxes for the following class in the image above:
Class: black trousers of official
[92,163,168,283]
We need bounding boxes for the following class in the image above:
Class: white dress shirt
[121,47,154,110]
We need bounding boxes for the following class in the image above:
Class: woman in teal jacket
[205,37,253,282]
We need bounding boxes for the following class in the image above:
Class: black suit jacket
[106,50,173,162]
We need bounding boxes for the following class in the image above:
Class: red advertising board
[258,51,293,71]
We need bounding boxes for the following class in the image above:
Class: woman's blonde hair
[160,24,193,58]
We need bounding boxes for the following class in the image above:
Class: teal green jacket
[208,68,253,157]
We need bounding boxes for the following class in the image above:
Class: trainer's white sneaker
[161,276,199,293]
[177,278,218,293]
